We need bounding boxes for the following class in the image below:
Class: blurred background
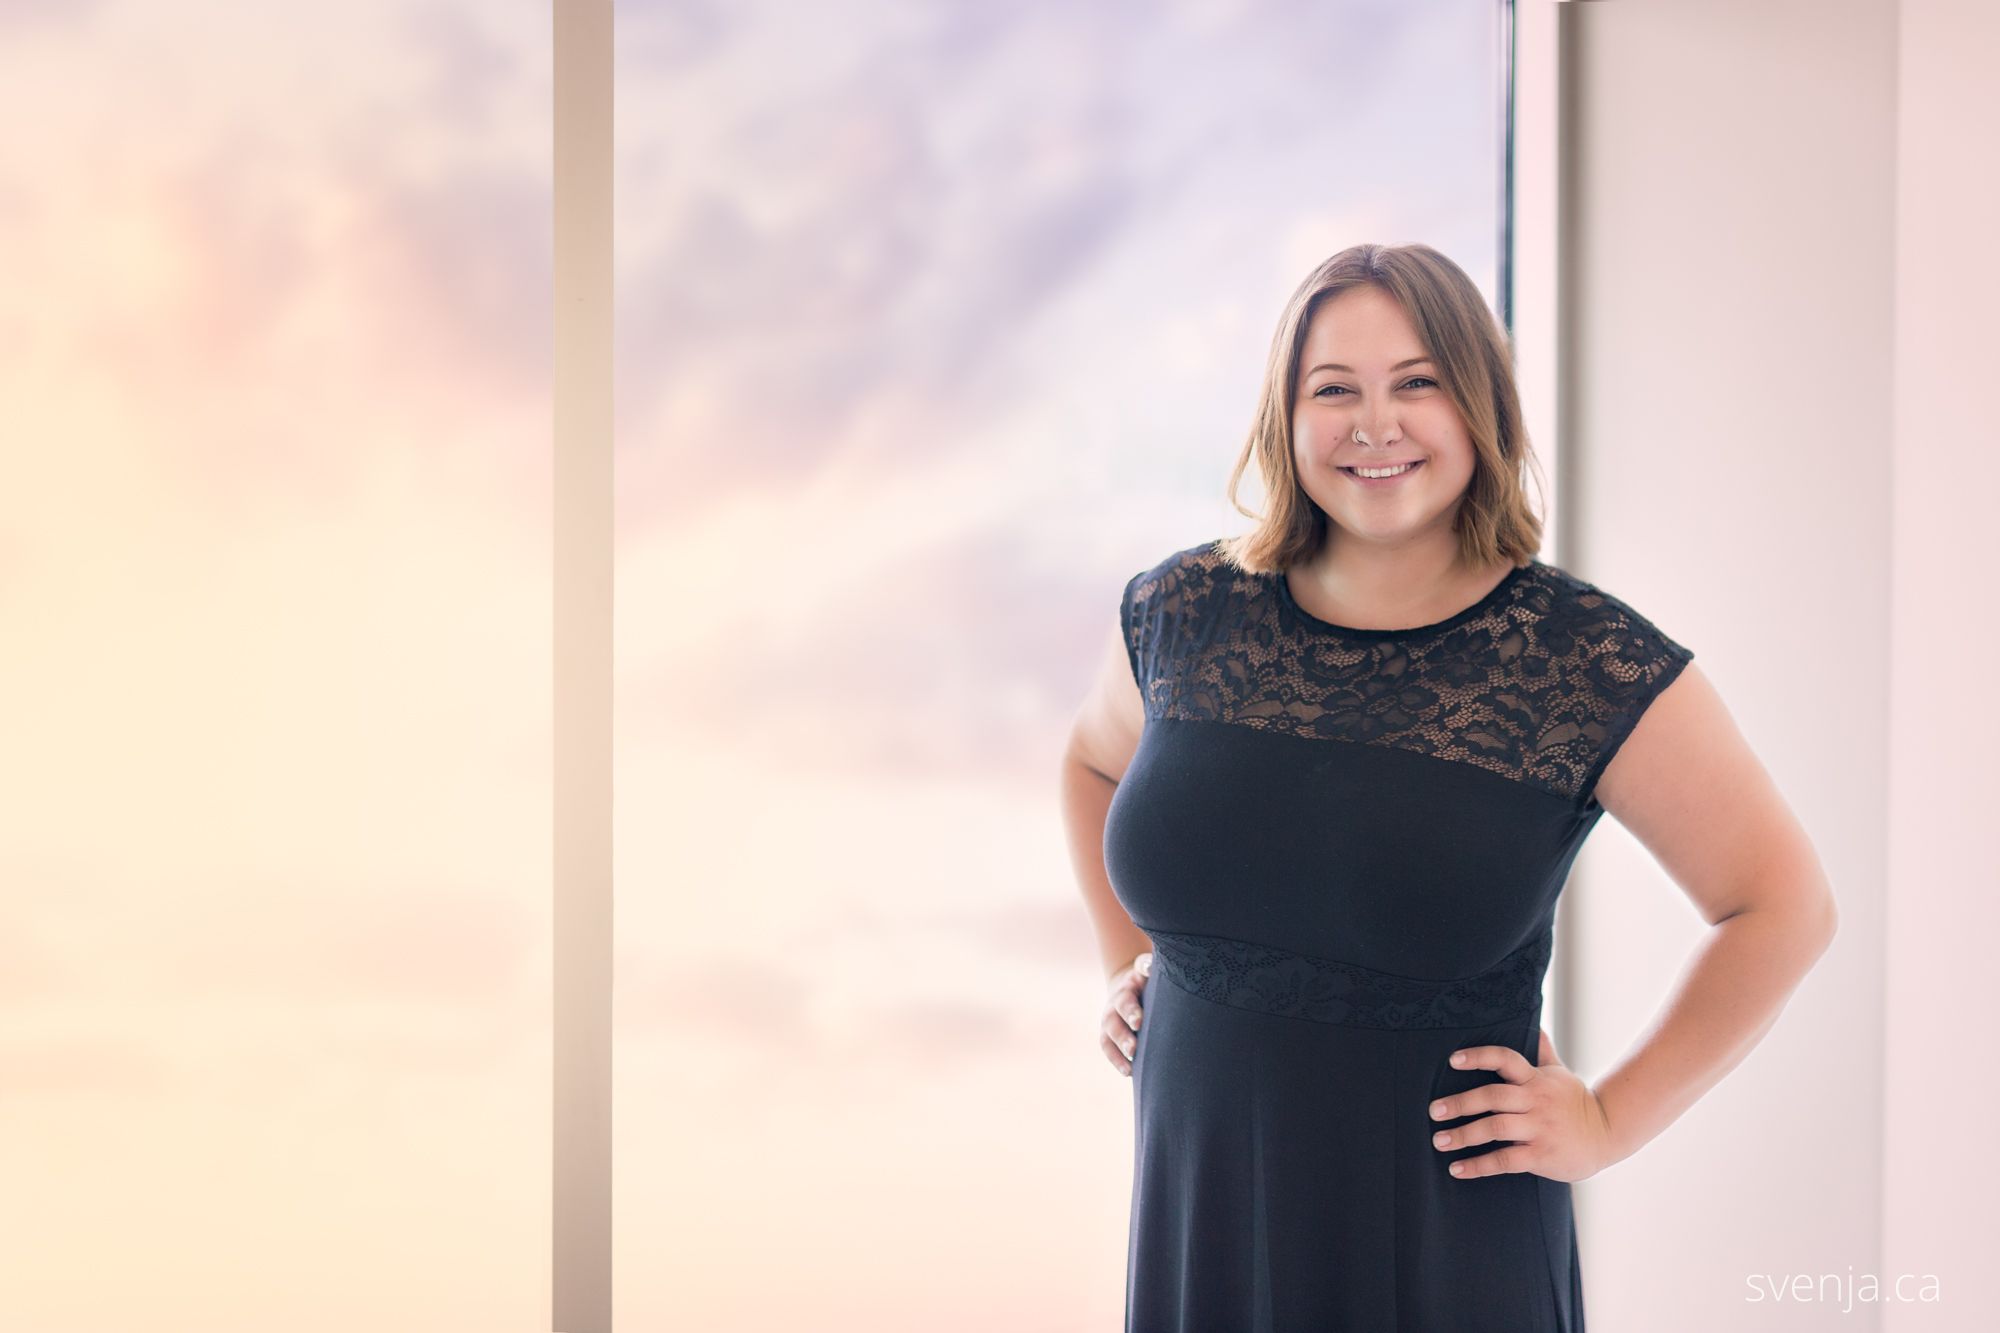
[609,2,1504,1330]
[0,1,555,1330]
[4,0,1993,1329]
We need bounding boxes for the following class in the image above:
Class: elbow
[1777,883,1840,965]
[1803,858,1840,951]
[1814,892,1840,954]
[1772,848,1841,959]
[1716,875,1839,963]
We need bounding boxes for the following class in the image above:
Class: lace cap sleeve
[1570,581,1696,810]
[1117,569,1150,693]
[1118,539,1224,714]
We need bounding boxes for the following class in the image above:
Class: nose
[1355,407,1402,448]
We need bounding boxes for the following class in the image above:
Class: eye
[1312,377,1437,398]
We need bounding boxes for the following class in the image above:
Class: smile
[1339,460,1425,481]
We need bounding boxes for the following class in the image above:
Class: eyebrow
[1305,357,1435,376]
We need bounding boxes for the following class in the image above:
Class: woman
[1059,243,1837,1331]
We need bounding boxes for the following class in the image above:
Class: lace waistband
[1145,926,1552,1029]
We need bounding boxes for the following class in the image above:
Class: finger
[1100,1031,1133,1076]
[1429,1084,1532,1122]
[1448,1144,1533,1178]
[1432,1112,1534,1152]
[1123,954,1153,997]
[1116,992,1145,1032]
[1102,1014,1138,1060]
[1537,1026,1558,1067]
[1109,965,1150,1005]
[1448,1043,1535,1084]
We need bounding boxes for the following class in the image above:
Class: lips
[1339,460,1425,477]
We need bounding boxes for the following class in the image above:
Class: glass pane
[615,2,1503,1326]
[0,5,552,1330]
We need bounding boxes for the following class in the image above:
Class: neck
[1291,538,1511,629]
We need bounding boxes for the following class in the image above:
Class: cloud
[0,0,109,37]
[334,157,554,395]
[620,521,1123,787]
[0,1035,177,1098]
[926,898,1097,970]
[617,0,731,72]
[858,994,1025,1066]
[619,950,817,1052]
[399,1,524,141]
[612,5,1156,513]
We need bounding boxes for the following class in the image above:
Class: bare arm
[1585,661,1840,1168]
[1061,609,1154,983]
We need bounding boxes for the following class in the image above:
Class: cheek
[1419,434,1478,483]
[1290,429,1324,477]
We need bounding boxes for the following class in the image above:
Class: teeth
[1352,462,1417,478]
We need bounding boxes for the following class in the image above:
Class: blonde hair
[1217,242,1547,575]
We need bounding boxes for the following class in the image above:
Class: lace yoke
[1118,540,1695,809]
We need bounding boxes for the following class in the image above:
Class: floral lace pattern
[1147,926,1552,1029]
[1119,539,1695,808]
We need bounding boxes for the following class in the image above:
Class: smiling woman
[1065,243,1837,1331]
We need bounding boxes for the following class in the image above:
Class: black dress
[1103,538,1695,1333]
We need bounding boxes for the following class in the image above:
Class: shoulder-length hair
[1217,243,1546,576]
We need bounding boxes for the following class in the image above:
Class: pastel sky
[0,0,1501,1328]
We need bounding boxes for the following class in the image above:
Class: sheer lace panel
[1147,926,1552,1029]
[1120,540,1695,808]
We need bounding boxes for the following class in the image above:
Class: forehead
[1301,285,1426,361]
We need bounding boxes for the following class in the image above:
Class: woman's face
[1290,285,1479,552]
